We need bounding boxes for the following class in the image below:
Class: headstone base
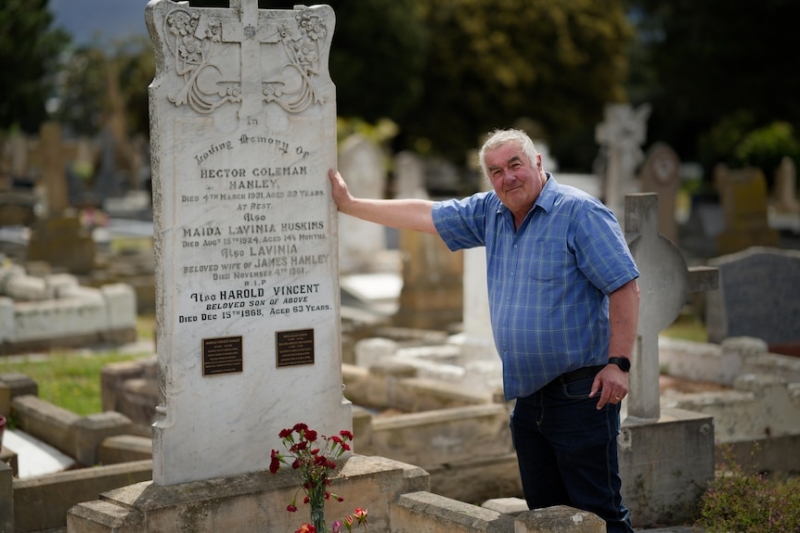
[619,407,714,528]
[67,454,429,533]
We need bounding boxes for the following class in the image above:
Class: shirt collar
[494,173,558,227]
[535,173,558,213]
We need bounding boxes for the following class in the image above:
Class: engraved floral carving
[263,10,327,114]
[163,6,328,116]
[165,9,241,115]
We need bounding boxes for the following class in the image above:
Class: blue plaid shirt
[433,175,639,400]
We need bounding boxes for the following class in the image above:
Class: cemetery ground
[2,309,799,532]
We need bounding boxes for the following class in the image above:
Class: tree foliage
[628,0,800,175]
[52,37,154,138]
[0,0,70,132]
[402,0,633,165]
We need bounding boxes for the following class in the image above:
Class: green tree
[0,0,70,132]
[402,0,633,167]
[627,0,800,173]
[50,36,154,138]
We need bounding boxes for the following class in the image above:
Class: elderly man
[328,129,639,532]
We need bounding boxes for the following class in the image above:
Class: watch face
[610,357,630,372]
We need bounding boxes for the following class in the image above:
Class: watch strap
[607,357,631,372]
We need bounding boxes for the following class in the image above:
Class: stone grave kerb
[624,193,718,421]
[147,0,350,486]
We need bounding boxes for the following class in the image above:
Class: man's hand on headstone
[328,168,352,211]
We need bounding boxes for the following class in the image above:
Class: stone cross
[595,103,651,217]
[222,0,279,118]
[624,193,718,421]
[147,0,349,486]
[38,122,76,216]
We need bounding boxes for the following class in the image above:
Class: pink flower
[354,508,368,525]
[331,520,342,533]
[295,524,315,533]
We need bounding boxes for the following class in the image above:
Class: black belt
[560,364,605,384]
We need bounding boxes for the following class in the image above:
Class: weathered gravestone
[144,0,350,485]
[713,164,780,255]
[624,193,719,422]
[639,142,681,245]
[705,247,800,354]
[595,103,651,218]
[392,154,463,331]
[337,133,387,273]
[771,156,799,215]
[620,193,718,526]
[27,122,96,274]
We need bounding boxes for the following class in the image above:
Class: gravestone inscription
[147,0,350,485]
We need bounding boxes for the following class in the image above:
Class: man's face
[485,141,546,222]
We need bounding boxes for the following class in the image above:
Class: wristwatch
[607,357,631,372]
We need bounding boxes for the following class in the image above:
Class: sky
[50,0,151,45]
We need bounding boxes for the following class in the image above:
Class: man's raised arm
[328,169,437,234]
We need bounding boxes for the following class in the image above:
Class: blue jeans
[510,370,634,533]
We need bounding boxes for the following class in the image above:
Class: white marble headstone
[595,103,651,218]
[337,133,387,273]
[146,0,350,485]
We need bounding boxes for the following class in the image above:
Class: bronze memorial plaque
[276,328,315,367]
[202,336,244,376]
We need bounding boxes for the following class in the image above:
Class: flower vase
[310,503,325,533]
[309,486,326,532]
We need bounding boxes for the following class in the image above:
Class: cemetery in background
[0,1,799,532]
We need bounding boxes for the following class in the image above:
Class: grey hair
[478,129,540,179]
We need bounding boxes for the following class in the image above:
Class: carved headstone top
[146,0,350,486]
[595,103,651,216]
